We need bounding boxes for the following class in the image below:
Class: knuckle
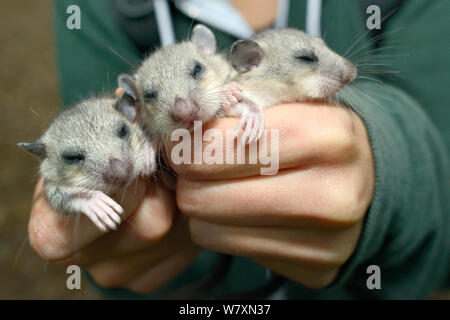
[188,218,206,246]
[301,269,340,289]
[129,189,175,243]
[324,124,356,155]
[321,251,349,268]
[322,184,364,225]
[307,255,345,270]
[294,248,348,270]
[87,265,127,289]
[315,115,358,163]
[132,227,163,245]
[176,181,204,216]
[188,218,218,250]
[125,284,150,295]
[132,217,171,244]
[173,163,218,180]
[89,270,120,289]
[150,213,172,239]
[170,162,193,177]
[133,213,172,244]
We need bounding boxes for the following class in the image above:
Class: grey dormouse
[116,24,243,145]
[226,28,357,144]
[19,97,156,232]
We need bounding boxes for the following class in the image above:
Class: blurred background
[0,0,101,299]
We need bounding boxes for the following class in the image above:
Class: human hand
[28,177,201,294]
[169,102,375,288]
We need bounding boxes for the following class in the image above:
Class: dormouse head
[230,28,357,98]
[118,24,233,141]
[19,98,154,193]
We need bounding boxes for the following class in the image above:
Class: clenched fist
[170,102,375,288]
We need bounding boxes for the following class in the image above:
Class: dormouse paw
[232,109,265,145]
[78,191,124,232]
[220,82,242,110]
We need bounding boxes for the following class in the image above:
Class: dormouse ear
[191,24,216,54]
[18,140,46,158]
[230,39,264,72]
[116,74,140,122]
[118,74,138,101]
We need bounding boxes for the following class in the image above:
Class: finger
[177,163,370,228]
[58,182,177,267]
[168,102,360,180]
[86,245,178,289]
[28,177,103,261]
[256,258,340,289]
[28,177,149,262]
[189,218,362,270]
[124,247,201,294]
[85,217,198,289]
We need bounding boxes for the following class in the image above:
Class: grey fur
[229,28,357,104]
[120,24,236,142]
[20,97,153,215]
[44,184,72,214]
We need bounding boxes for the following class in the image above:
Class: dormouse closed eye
[117,121,130,139]
[294,50,318,63]
[143,90,158,101]
[191,61,204,79]
[61,151,85,165]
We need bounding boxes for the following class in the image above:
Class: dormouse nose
[104,158,132,185]
[172,97,198,124]
[340,59,357,85]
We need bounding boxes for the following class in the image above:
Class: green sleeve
[287,0,450,299]
[341,0,450,297]
[287,79,449,299]
[349,80,447,298]
[375,0,450,145]
[53,0,142,108]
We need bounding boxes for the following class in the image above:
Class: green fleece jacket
[53,0,449,299]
